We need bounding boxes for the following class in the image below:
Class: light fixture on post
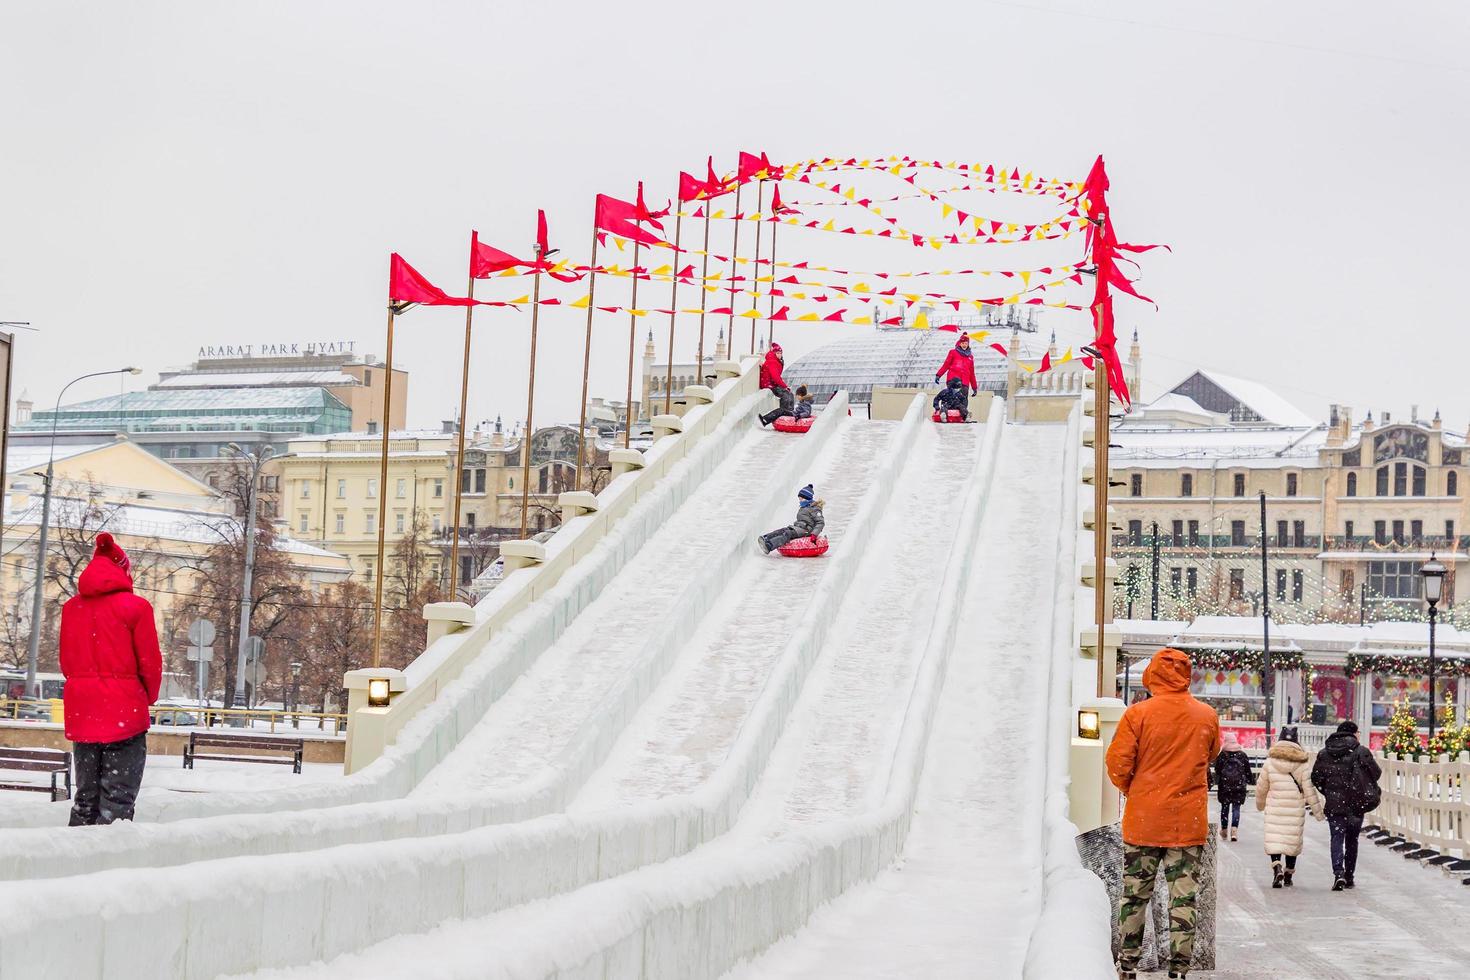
[366,677,391,708]
[1077,708,1102,740]
[1419,552,1446,742]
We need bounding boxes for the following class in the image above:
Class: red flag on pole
[469,231,526,278]
[679,171,706,203]
[635,181,670,229]
[594,194,667,247]
[390,253,477,306]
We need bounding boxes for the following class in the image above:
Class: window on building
[1410,519,1422,541]
[466,512,476,529]
[1345,520,1354,540]
[1277,520,1288,547]
[431,561,440,583]
[1128,520,1142,545]
[1170,567,1182,593]
[1231,520,1246,546]
[1187,567,1198,596]
[1376,467,1389,496]
[535,514,545,531]
[1233,473,1246,497]
[1188,520,1199,546]
[538,468,549,494]
[1293,520,1305,547]
[1172,519,1183,545]
[337,479,347,499]
[364,559,373,579]
[432,515,442,533]
[1394,462,1407,496]
[334,513,345,534]
[1447,520,1456,543]
[460,556,473,585]
[1341,569,1354,595]
[1229,568,1244,599]
[1392,519,1404,543]
[1275,569,1287,601]
[1346,472,1357,497]
[396,478,407,498]
[1412,466,1426,497]
[298,513,308,534]
[461,469,473,493]
[1450,471,1459,496]
[395,512,405,533]
[1368,560,1421,600]
[1292,570,1303,602]
[1181,473,1193,497]
[433,478,444,498]
[1286,473,1298,496]
[1374,520,1386,544]
[475,469,486,494]
[367,479,378,499]
[1130,473,1142,497]
[300,481,311,499]
[366,512,376,533]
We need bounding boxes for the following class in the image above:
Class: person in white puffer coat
[1255,732,1324,889]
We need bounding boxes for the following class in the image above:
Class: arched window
[1346,472,1357,497]
[1450,471,1459,497]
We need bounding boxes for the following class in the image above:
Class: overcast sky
[2,1,1466,435]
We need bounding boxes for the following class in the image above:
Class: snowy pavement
[726,422,1068,979]
[1207,798,1470,979]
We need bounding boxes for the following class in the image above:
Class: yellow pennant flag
[569,295,591,309]
[941,203,954,218]
[738,308,759,318]
[852,315,873,325]
[797,312,819,321]
[822,219,835,232]
[852,282,871,293]
[509,294,530,304]
[913,310,930,330]
[1019,271,1032,288]
[844,187,856,201]
[650,264,672,276]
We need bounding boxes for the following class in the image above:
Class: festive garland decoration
[1345,652,1470,679]
[1149,646,1305,672]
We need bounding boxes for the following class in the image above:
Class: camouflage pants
[1118,843,1202,974]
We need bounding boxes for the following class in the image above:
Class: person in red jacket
[59,532,161,825]
[758,342,796,426]
[933,334,979,420]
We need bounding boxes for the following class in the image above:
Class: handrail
[0,699,346,735]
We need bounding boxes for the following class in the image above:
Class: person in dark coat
[1310,720,1383,890]
[1213,732,1251,842]
[758,484,825,554]
[758,343,795,426]
[792,385,814,420]
[59,533,162,825]
[933,377,970,421]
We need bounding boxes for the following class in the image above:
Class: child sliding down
[793,385,814,419]
[758,484,825,554]
[933,377,970,421]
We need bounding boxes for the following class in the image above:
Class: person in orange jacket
[1105,648,1221,980]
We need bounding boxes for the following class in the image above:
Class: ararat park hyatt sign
[197,340,359,359]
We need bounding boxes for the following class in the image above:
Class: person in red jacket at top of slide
[933,334,979,424]
[758,342,797,427]
[59,532,162,825]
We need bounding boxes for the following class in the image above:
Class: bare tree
[295,580,375,714]
[384,510,444,658]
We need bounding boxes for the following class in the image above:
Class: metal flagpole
[449,252,476,598]
[748,179,764,354]
[623,228,642,449]
[726,182,742,339]
[371,306,398,668]
[663,209,682,415]
[767,215,779,346]
[697,201,711,380]
[519,244,546,538]
[576,221,600,490]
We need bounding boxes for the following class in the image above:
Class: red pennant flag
[771,306,790,321]
[679,171,706,203]
[595,194,666,247]
[635,181,669,230]
[1039,351,1052,372]
[536,209,549,256]
[770,184,799,216]
[822,309,847,322]
[390,254,477,306]
[469,231,527,278]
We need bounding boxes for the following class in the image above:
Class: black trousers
[761,526,806,551]
[69,732,147,826]
[1328,813,1363,876]
[1268,853,1297,870]
[759,386,795,425]
[934,389,970,420]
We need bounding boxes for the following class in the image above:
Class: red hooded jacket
[1105,648,1222,847]
[59,533,162,744]
[759,344,787,390]
[935,339,978,394]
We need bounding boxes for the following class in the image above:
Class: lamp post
[289,659,303,728]
[1419,552,1446,742]
[225,442,274,711]
[25,366,141,697]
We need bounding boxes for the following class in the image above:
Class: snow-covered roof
[6,440,119,474]
[1137,393,1221,420]
[1112,424,1327,467]
[1192,370,1318,428]
[154,370,360,389]
[1119,616,1470,654]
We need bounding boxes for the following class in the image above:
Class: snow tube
[777,535,829,558]
[772,415,816,433]
[932,409,967,423]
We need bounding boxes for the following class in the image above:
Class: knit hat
[1220,732,1242,752]
[93,532,131,575]
[797,484,814,502]
[947,377,964,389]
[1336,720,1359,735]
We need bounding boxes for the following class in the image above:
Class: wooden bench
[0,747,72,801]
[183,732,304,774]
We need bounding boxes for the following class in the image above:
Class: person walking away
[59,532,161,825]
[933,333,979,418]
[1106,648,1221,980]
[932,377,970,421]
[1256,729,1323,888]
[1310,720,1382,890]
[792,385,815,420]
[757,342,795,426]
[1213,732,1251,842]
[757,484,824,554]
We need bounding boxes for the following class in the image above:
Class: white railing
[1294,723,1338,751]
[1368,753,1470,858]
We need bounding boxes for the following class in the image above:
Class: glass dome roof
[786,328,1010,407]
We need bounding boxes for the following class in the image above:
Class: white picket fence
[1368,753,1470,858]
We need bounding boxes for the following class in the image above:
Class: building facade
[1111,370,1469,622]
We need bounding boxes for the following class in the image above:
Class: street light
[1419,552,1446,742]
[289,660,303,727]
[224,442,275,712]
[25,366,141,697]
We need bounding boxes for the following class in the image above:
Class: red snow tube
[932,409,966,423]
[772,415,816,433]
[777,535,829,558]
